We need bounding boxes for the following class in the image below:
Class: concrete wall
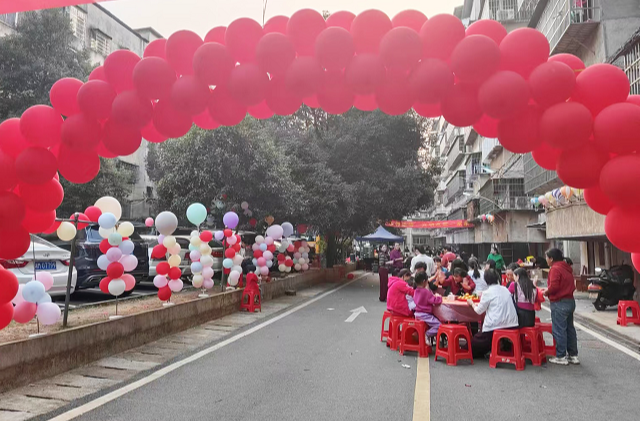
[546,202,605,239]
[0,265,355,393]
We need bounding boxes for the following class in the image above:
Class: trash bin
[379,267,388,302]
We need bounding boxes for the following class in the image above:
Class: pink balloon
[13,301,36,324]
[153,275,168,288]
[203,278,215,289]
[257,257,266,267]
[260,266,269,276]
[145,217,154,227]
[36,302,61,326]
[35,272,54,291]
[122,274,136,291]
[106,247,123,262]
[168,279,184,292]
[202,267,214,278]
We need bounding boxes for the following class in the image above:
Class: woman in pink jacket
[386,269,414,317]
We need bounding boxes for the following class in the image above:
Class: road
[45,274,640,421]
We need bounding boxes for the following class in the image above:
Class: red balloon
[227,64,269,107]
[224,229,233,237]
[392,10,428,32]
[500,28,549,79]
[605,207,640,252]
[277,253,286,262]
[0,301,13,329]
[209,86,247,126]
[256,33,296,76]
[69,212,89,229]
[77,80,117,121]
[497,106,542,153]
[156,261,170,276]
[111,91,153,129]
[441,84,482,128]
[413,101,441,118]
[14,147,57,185]
[200,230,213,242]
[43,220,61,234]
[233,243,241,253]
[548,53,585,74]
[165,30,203,75]
[89,66,107,81]
[22,208,56,233]
[249,218,257,227]
[574,64,630,115]
[85,205,102,222]
[285,259,294,268]
[20,105,63,148]
[168,267,182,280]
[286,57,323,98]
[375,75,414,116]
[633,253,640,273]
[142,122,169,143]
[287,9,326,56]
[158,285,172,301]
[556,143,607,189]
[627,95,640,107]
[0,150,18,191]
[379,27,422,71]
[153,99,193,138]
[0,268,19,304]
[133,57,177,100]
[99,277,111,294]
[204,26,226,43]
[298,224,308,234]
[350,10,392,54]
[315,27,354,71]
[317,70,355,115]
[0,192,25,229]
[152,245,167,260]
[267,244,276,252]
[593,103,640,154]
[478,71,529,120]
[254,250,263,259]
[225,248,236,259]
[107,262,125,279]
[408,59,454,104]
[599,155,640,208]
[57,145,100,184]
[99,238,111,254]
[225,18,263,62]
[420,14,465,61]
[0,118,29,158]
[61,114,102,151]
[19,179,64,212]
[143,38,167,58]
[171,75,210,115]
[303,95,320,109]
[248,102,274,120]
[539,102,593,150]
[102,120,142,156]
[465,19,507,45]
[531,142,562,171]
[451,35,500,85]
[266,78,303,116]
[104,49,141,93]
[50,78,83,117]
[0,226,30,259]
[193,110,220,130]
[264,16,288,34]
[584,186,614,216]
[193,43,235,86]
[345,54,386,95]
[473,114,499,138]
[529,61,576,108]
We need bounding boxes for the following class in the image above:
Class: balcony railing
[481,137,502,165]
[479,0,539,23]
[535,0,601,55]
[446,135,466,172]
[445,172,466,205]
[523,153,562,195]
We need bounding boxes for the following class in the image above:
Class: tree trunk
[326,232,337,268]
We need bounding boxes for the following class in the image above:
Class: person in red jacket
[543,248,578,366]
[386,270,414,317]
[439,268,476,296]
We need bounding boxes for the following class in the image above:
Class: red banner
[0,1,114,14]
[386,220,474,229]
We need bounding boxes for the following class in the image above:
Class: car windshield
[30,235,57,248]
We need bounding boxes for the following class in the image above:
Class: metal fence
[536,0,601,53]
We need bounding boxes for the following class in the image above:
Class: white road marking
[413,356,430,421]
[540,305,640,363]
[344,306,368,322]
[48,273,369,421]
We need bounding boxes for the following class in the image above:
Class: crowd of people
[383,243,579,366]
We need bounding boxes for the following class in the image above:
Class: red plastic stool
[381,310,391,342]
[617,301,640,326]
[536,322,556,357]
[520,327,546,366]
[386,315,405,351]
[435,324,473,366]
[240,289,261,313]
[399,319,432,358]
[489,329,525,371]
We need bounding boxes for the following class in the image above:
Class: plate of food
[456,293,480,302]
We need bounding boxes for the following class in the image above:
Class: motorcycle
[587,265,636,311]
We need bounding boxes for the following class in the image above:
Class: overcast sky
[102,0,462,38]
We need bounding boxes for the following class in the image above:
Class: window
[0,13,17,27]
[69,7,87,44]
[91,30,112,57]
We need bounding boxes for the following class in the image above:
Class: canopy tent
[356,226,404,242]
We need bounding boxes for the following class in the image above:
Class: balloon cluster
[251,235,276,277]
[189,230,216,291]
[12,272,60,326]
[479,214,495,224]
[217,211,244,288]
[292,240,311,272]
[151,211,183,301]
[532,187,581,208]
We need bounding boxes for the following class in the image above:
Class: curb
[572,311,640,354]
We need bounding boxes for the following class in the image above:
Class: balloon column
[251,235,276,278]
[186,202,215,296]
[12,272,60,328]
[293,240,311,272]
[219,211,243,289]
[151,211,183,303]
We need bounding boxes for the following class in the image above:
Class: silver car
[142,235,224,279]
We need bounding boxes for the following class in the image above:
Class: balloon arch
[0,9,638,265]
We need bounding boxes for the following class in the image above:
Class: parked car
[142,235,224,279]
[0,235,77,297]
[42,225,149,292]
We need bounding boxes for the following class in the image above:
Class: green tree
[0,9,92,119]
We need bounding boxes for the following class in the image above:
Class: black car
[43,225,149,292]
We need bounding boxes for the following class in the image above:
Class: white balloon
[99,226,115,239]
[266,224,283,240]
[108,279,126,296]
[190,236,202,246]
[57,221,77,241]
[266,260,273,268]
[97,255,110,270]
[228,277,239,287]
[190,230,199,237]
[285,266,291,273]
[241,201,249,210]
[265,236,274,245]
[168,244,181,255]
[232,255,244,265]
[298,258,306,265]
[228,271,240,282]
[200,255,214,267]
[255,235,265,244]
[168,279,184,292]
[163,235,177,248]
[117,221,135,237]
[295,264,302,271]
[95,196,122,221]
[252,243,260,251]
[190,250,201,261]
[155,211,178,236]
[279,264,286,272]
[226,235,237,245]
[231,265,242,274]
[200,243,212,255]
[192,276,204,288]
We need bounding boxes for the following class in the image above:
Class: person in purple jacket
[389,242,404,271]
[413,271,443,340]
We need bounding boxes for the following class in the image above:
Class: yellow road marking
[413,356,430,421]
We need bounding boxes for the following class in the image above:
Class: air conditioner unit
[497,9,515,21]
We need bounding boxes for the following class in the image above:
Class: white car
[0,235,77,297]
[141,235,224,279]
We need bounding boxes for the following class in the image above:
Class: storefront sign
[386,220,474,229]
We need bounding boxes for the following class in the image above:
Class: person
[389,243,404,272]
[505,263,518,287]
[439,268,475,296]
[487,246,505,272]
[509,268,537,327]
[411,246,435,275]
[467,269,519,357]
[441,245,457,269]
[543,248,579,365]
[414,261,427,274]
[484,259,496,272]
[429,257,447,287]
[413,272,442,340]
[378,245,390,270]
[386,268,415,317]
[469,257,487,294]
[449,258,468,274]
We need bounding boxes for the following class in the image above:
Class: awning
[356,226,404,242]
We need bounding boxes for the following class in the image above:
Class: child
[386,269,414,317]
[413,272,442,340]
[439,268,476,296]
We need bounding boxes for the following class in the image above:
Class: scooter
[587,265,635,311]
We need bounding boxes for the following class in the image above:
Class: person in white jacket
[410,246,435,276]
